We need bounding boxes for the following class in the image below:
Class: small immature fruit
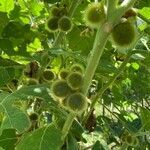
[47,17,59,31]
[59,69,69,79]
[42,70,55,81]
[29,113,38,121]
[67,72,83,90]
[51,80,71,99]
[70,63,84,74]
[27,79,38,85]
[132,137,139,147]
[51,6,60,17]
[84,2,106,28]
[66,92,87,113]
[111,20,136,48]
[58,16,72,32]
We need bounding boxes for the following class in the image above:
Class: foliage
[0,0,149,150]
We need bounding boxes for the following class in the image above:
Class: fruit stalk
[61,112,76,141]
[120,143,128,150]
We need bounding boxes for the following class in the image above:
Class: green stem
[120,143,128,150]
[82,23,110,95]
[61,112,76,142]
[83,52,132,123]
[53,0,82,47]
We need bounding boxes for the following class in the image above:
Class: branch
[83,52,132,123]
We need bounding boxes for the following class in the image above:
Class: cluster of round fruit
[83,2,137,49]
[50,64,87,114]
[47,5,72,32]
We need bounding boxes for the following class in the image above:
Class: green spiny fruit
[70,63,84,74]
[58,16,72,32]
[51,6,60,17]
[29,113,38,121]
[84,2,106,28]
[132,137,139,147]
[47,17,59,31]
[67,72,83,90]
[66,92,87,113]
[59,69,69,79]
[51,80,71,99]
[42,70,55,81]
[125,135,135,146]
[27,79,38,85]
[111,20,136,48]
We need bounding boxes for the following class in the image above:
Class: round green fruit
[58,16,72,32]
[51,6,60,17]
[111,20,136,48]
[66,92,87,113]
[67,72,83,90]
[70,63,84,74]
[29,113,38,121]
[47,17,59,31]
[84,2,106,28]
[42,70,55,81]
[59,69,69,79]
[125,135,135,146]
[27,79,38,85]
[51,80,71,99]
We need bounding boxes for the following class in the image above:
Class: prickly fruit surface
[111,20,136,48]
[66,92,87,113]
[51,80,70,99]
[47,17,59,31]
[67,72,83,90]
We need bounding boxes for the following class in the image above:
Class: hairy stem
[82,24,110,95]
[83,52,132,123]
[120,143,128,150]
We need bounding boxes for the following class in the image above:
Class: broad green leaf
[0,129,17,150]
[0,0,14,12]
[0,66,23,86]
[92,140,105,150]
[135,0,150,9]
[0,39,15,55]
[66,26,95,55]
[16,124,62,150]
[140,107,150,130]
[139,7,150,19]
[28,0,43,16]
[0,12,9,36]
[0,85,52,133]
[67,134,78,150]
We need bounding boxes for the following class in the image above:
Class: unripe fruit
[59,69,69,79]
[51,80,71,99]
[47,17,59,31]
[111,20,136,48]
[70,64,84,74]
[66,92,87,113]
[42,70,55,81]
[67,72,83,90]
[58,16,72,32]
[27,79,38,85]
[29,113,38,121]
[132,137,139,147]
[84,2,106,28]
[51,6,60,17]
